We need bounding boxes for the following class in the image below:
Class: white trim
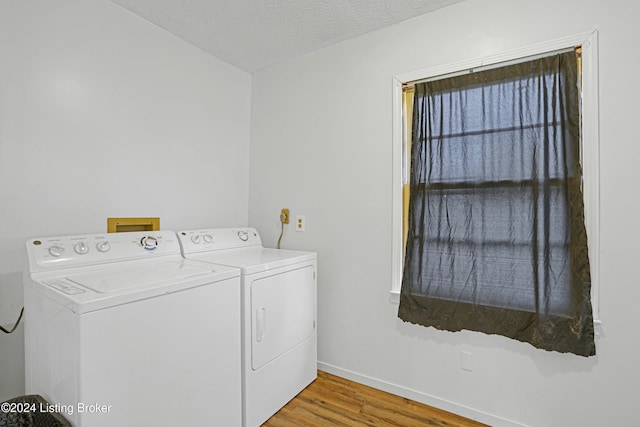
[390,76,404,302]
[390,30,601,326]
[318,361,528,427]
[580,31,601,321]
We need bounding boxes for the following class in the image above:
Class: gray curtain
[398,51,595,356]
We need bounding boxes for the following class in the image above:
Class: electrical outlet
[296,215,305,232]
[280,208,289,224]
[461,351,473,372]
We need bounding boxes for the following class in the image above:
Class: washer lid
[26,256,240,314]
[66,260,215,293]
[187,247,316,275]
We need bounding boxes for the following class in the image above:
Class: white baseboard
[317,361,527,427]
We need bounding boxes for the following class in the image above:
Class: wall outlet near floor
[296,215,305,232]
[461,351,473,372]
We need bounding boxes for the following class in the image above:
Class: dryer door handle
[256,307,266,342]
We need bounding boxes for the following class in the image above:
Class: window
[391,32,600,355]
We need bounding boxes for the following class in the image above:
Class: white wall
[0,0,251,401]
[249,0,640,426]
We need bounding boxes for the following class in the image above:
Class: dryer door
[250,265,315,370]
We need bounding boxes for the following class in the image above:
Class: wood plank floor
[262,371,489,427]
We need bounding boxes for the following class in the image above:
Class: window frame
[390,31,600,324]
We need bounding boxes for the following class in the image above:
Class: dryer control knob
[48,246,64,257]
[74,242,89,255]
[238,231,249,241]
[203,234,213,243]
[191,235,201,244]
[141,236,158,250]
[96,241,111,253]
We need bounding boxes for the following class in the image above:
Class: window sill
[389,290,400,304]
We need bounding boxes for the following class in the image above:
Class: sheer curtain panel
[398,51,595,356]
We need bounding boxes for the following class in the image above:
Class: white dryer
[23,231,242,426]
[177,227,317,427]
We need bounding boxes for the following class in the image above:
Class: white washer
[23,231,242,427]
[177,227,317,427]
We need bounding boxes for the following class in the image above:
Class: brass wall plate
[107,217,160,233]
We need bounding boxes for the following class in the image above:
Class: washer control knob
[191,235,201,244]
[238,231,249,242]
[141,236,158,250]
[96,241,111,253]
[203,234,213,243]
[74,242,89,255]
[48,246,64,257]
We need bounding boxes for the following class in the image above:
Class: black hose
[1,307,24,334]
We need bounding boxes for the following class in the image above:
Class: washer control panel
[26,231,180,273]
[178,227,262,254]
[41,278,86,295]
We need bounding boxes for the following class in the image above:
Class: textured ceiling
[109,0,466,72]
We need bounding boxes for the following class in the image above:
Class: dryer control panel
[178,227,262,254]
[26,231,180,273]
